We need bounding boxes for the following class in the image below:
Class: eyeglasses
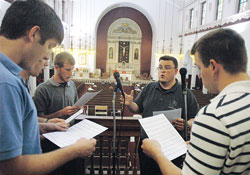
[157,66,175,71]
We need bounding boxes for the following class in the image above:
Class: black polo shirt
[134,80,199,139]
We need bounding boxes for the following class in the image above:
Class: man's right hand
[60,106,81,117]
[172,118,184,131]
[141,139,163,161]
[48,118,65,124]
[39,123,68,134]
[120,90,134,106]
[73,138,96,157]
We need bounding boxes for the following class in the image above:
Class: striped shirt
[182,81,250,175]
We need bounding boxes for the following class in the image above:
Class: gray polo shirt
[134,80,199,139]
[33,76,78,119]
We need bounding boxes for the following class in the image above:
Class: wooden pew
[191,90,216,108]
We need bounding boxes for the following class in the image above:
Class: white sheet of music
[74,90,102,107]
[153,108,181,123]
[139,114,187,160]
[43,119,108,148]
[65,108,84,124]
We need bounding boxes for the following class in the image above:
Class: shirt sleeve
[33,85,48,116]
[133,84,148,113]
[182,109,229,175]
[0,84,23,161]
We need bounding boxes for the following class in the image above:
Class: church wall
[2,0,250,79]
[181,0,250,75]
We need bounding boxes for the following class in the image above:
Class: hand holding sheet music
[43,119,108,148]
[65,109,83,124]
[139,114,187,160]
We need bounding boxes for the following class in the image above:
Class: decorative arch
[96,7,152,76]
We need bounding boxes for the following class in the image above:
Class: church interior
[1,0,250,174]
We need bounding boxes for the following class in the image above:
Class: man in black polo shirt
[122,55,199,175]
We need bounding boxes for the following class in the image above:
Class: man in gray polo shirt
[33,52,80,120]
[33,52,82,175]
[122,55,199,175]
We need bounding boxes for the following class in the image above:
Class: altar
[120,73,132,81]
[116,68,135,80]
[116,68,133,75]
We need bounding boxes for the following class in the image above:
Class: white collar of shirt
[210,80,250,103]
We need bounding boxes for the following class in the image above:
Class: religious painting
[134,48,139,60]
[109,47,113,59]
[118,41,130,63]
[78,52,86,65]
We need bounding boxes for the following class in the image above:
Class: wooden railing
[76,116,141,175]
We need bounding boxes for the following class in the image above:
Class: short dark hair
[191,29,247,74]
[0,0,64,45]
[54,52,75,67]
[159,55,178,68]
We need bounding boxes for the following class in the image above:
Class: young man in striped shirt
[141,28,250,175]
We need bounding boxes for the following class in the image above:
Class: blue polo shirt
[0,52,41,161]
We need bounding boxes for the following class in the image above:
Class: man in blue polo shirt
[0,1,96,174]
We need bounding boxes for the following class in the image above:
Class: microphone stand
[182,86,188,141]
[112,86,117,175]
[180,68,188,166]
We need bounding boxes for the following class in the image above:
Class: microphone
[179,67,187,90]
[113,72,125,98]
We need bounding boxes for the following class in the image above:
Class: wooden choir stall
[76,115,141,175]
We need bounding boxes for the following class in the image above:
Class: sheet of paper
[65,109,84,124]
[139,114,187,160]
[43,119,108,148]
[153,108,181,123]
[74,90,102,107]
